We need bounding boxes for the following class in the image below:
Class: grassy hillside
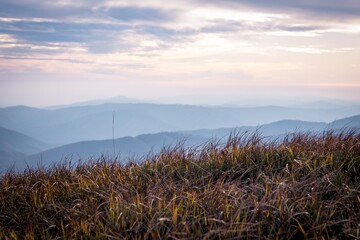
[0,131,359,239]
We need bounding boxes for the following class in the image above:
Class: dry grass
[0,131,359,239]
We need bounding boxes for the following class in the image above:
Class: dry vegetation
[0,131,359,239]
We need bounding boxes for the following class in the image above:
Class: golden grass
[0,131,359,239]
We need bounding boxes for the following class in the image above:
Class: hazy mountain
[0,126,51,172]
[25,132,208,170]
[47,96,143,109]
[1,103,359,145]
[293,100,359,109]
[0,151,27,173]
[254,119,327,135]
[2,114,359,172]
[180,119,340,139]
[327,115,360,129]
[0,126,50,155]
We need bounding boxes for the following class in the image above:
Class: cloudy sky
[0,0,359,106]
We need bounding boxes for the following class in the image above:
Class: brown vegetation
[0,131,359,239]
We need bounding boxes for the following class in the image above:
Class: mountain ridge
[1,103,360,145]
[0,126,51,155]
[0,126,51,172]
[19,115,359,172]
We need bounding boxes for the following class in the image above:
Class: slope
[0,126,50,155]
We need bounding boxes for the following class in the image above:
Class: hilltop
[1,131,359,239]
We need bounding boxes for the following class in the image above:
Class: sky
[0,0,359,107]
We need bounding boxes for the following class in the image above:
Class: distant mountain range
[0,126,51,171]
[180,115,360,139]
[25,133,208,169]
[0,126,50,154]
[1,103,359,145]
[46,96,144,109]
[1,114,358,173]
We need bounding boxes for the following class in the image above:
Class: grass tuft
[0,131,359,239]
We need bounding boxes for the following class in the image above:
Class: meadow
[0,130,359,239]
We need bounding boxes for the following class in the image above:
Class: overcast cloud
[0,0,359,106]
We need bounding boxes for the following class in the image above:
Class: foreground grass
[0,131,359,239]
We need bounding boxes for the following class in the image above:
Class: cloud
[0,0,178,23]
[1,0,358,52]
[0,1,95,20]
[101,6,172,22]
[1,0,360,107]
[0,0,188,56]
[196,0,360,20]
[273,46,353,54]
